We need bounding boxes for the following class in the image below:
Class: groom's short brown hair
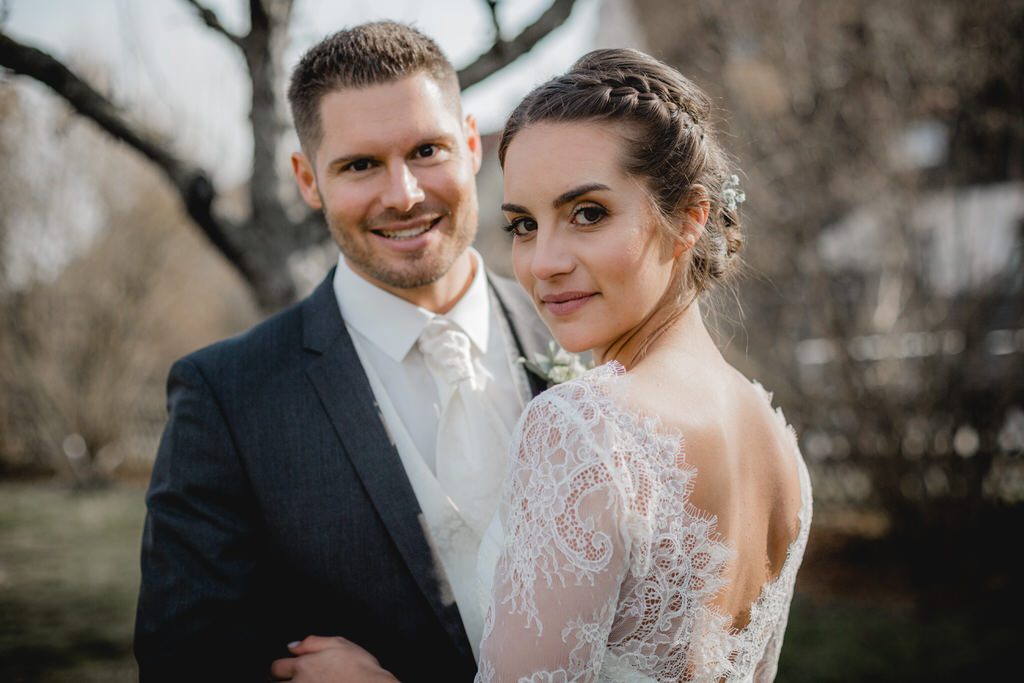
[288,21,461,156]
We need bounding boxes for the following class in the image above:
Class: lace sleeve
[752,607,786,683]
[476,388,631,683]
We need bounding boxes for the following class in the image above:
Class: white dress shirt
[332,248,527,473]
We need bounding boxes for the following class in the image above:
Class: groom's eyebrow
[552,183,611,208]
[328,153,366,166]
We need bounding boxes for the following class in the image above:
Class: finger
[269,656,296,680]
[288,634,351,654]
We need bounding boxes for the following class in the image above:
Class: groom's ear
[464,114,483,174]
[291,152,323,210]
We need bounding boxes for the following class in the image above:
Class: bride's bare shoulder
[623,358,801,501]
[626,357,805,585]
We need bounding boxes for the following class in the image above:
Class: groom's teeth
[377,224,432,240]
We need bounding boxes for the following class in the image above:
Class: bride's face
[502,121,681,357]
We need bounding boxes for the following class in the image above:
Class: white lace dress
[475,361,812,683]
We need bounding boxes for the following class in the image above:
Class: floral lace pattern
[476,362,812,683]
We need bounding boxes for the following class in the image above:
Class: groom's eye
[344,158,375,173]
[416,144,438,158]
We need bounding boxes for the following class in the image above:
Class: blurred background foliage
[1,0,1022,680]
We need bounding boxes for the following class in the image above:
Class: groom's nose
[381,163,426,212]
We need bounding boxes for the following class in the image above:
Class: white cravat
[333,250,527,474]
[418,317,511,537]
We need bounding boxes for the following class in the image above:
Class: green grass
[776,592,1017,682]
[0,481,145,682]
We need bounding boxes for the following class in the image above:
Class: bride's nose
[529,225,575,280]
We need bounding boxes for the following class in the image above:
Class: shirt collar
[333,248,491,363]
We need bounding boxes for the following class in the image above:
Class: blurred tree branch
[0,32,252,283]
[460,0,577,88]
[0,81,260,482]
[183,0,246,48]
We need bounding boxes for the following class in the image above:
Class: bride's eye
[502,216,537,238]
[572,204,608,226]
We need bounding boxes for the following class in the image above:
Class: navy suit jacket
[134,268,550,682]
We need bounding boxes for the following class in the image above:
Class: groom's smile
[366,210,448,252]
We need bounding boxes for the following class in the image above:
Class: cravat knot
[417,318,477,388]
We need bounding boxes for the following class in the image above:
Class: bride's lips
[540,291,597,316]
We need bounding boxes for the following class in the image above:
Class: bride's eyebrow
[501,202,529,214]
[502,183,611,215]
[552,183,610,208]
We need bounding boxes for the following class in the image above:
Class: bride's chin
[550,332,595,355]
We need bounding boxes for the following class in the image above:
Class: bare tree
[0,82,260,485]
[0,0,579,311]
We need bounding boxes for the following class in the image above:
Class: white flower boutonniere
[519,341,593,387]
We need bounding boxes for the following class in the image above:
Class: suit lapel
[488,272,552,398]
[300,271,472,659]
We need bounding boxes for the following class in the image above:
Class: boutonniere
[519,341,593,387]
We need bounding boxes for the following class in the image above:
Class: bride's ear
[674,184,710,258]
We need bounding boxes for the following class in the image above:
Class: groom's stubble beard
[322,197,479,290]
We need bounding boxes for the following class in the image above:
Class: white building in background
[795,181,1024,368]
[819,181,1024,298]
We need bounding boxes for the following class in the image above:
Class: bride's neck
[596,299,719,370]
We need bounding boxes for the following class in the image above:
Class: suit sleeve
[134,358,272,681]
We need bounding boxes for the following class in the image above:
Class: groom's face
[291,72,482,298]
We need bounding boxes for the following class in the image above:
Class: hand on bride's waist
[270,635,399,682]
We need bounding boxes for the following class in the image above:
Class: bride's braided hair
[498,48,743,295]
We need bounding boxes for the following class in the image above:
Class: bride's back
[624,347,805,633]
[476,353,811,680]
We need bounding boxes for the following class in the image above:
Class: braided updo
[498,48,743,296]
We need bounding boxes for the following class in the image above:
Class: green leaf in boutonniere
[519,341,594,387]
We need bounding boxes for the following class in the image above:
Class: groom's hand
[270,635,400,682]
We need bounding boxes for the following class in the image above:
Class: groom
[134,22,549,682]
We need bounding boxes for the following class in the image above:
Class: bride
[276,48,811,682]
[474,47,811,682]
